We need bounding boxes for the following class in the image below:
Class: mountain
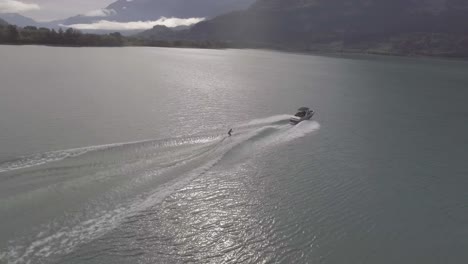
[0,13,41,28]
[0,13,62,29]
[0,18,8,26]
[144,0,468,56]
[61,0,256,26]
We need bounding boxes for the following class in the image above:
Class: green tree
[7,25,19,43]
[64,28,81,45]
[24,26,37,31]
[109,32,124,46]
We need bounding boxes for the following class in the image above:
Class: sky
[0,0,115,21]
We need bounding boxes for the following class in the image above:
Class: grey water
[1,46,468,264]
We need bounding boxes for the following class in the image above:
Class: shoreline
[1,42,467,61]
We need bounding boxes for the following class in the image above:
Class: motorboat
[290,107,314,125]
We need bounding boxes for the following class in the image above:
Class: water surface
[1,46,468,263]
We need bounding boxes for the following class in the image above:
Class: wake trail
[241,114,293,127]
[0,114,293,174]
[0,115,320,264]
[0,136,220,174]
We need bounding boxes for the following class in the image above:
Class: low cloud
[0,0,40,13]
[83,8,117,17]
[62,17,205,31]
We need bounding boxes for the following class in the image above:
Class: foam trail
[0,114,297,174]
[0,142,145,173]
[246,120,321,148]
[0,115,321,264]
[3,125,280,264]
[225,121,321,164]
[0,136,219,174]
[242,114,292,127]
[282,121,321,142]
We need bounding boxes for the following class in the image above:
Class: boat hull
[289,114,313,125]
[290,108,315,125]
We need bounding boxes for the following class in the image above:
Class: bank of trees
[0,25,124,46]
[0,24,228,49]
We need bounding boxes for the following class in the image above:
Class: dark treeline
[0,24,228,49]
[0,25,124,46]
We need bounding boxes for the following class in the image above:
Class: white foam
[242,114,292,127]
[0,143,136,174]
[0,136,220,174]
[281,120,321,142]
[6,207,129,264]
[244,120,320,149]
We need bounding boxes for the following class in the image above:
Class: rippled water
[1,46,468,264]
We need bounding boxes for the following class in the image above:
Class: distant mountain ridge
[2,0,257,33]
[139,0,468,56]
[189,0,468,40]
[0,13,41,28]
[0,18,8,26]
[61,0,256,26]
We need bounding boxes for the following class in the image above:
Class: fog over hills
[1,0,256,32]
[60,0,256,27]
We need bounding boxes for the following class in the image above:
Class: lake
[1,46,468,264]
